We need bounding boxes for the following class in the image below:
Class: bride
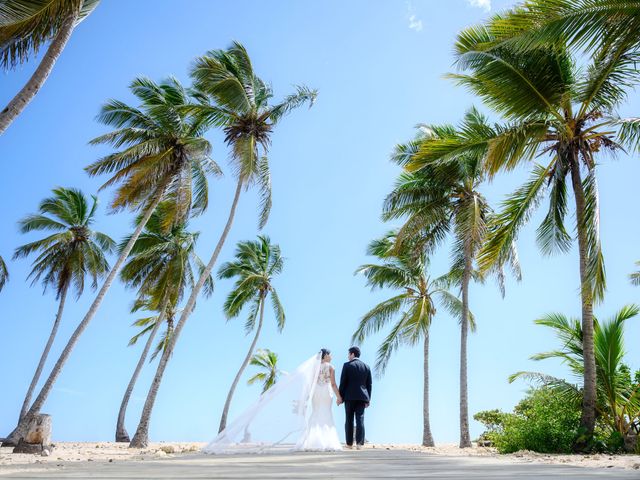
[203,348,343,453]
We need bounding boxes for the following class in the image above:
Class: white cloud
[405,1,423,32]
[408,14,423,32]
[468,0,491,11]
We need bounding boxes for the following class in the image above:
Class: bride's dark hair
[320,348,330,359]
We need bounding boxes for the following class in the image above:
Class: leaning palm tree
[115,203,212,442]
[129,42,315,448]
[510,305,640,444]
[430,27,640,447]
[389,109,521,447]
[7,77,218,445]
[5,187,114,443]
[0,0,100,134]
[353,232,469,447]
[0,255,8,292]
[247,349,281,394]
[217,236,285,433]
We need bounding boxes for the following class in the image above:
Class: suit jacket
[339,358,372,402]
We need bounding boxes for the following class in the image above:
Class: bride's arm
[330,366,342,402]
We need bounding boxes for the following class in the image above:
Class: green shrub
[476,387,580,454]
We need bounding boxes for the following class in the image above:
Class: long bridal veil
[203,353,322,454]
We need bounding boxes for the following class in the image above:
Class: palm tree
[434,26,640,447]
[217,235,285,433]
[115,203,212,442]
[0,255,8,292]
[5,187,114,444]
[629,262,640,286]
[247,349,281,393]
[129,42,315,448]
[0,0,100,134]
[386,109,521,447]
[7,77,217,445]
[510,305,640,444]
[353,232,469,447]
[476,0,640,60]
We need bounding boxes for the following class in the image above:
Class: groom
[337,346,372,449]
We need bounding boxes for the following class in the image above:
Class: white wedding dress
[203,354,342,454]
[296,362,342,451]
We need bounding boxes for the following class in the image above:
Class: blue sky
[1,0,639,445]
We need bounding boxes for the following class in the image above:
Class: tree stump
[12,414,52,454]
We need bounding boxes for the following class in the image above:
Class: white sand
[1,441,639,475]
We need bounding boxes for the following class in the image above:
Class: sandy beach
[1,442,639,477]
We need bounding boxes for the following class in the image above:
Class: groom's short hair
[348,346,361,358]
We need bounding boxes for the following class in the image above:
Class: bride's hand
[336,396,343,406]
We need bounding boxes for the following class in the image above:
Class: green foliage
[354,231,464,374]
[477,388,581,454]
[120,202,212,354]
[13,187,115,298]
[247,349,280,393]
[190,42,316,228]
[0,0,100,69]
[0,255,8,292]
[218,235,285,333]
[87,76,220,226]
[510,306,640,443]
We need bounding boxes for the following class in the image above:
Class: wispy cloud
[54,386,85,396]
[468,0,491,11]
[406,2,423,32]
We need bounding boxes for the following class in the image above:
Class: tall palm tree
[247,349,281,393]
[353,232,469,447]
[386,109,521,447]
[0,0,100,134]
[129,42,315,448]
[431,27,640,448]
[217,235,285,433]
[115,203,212,442]
[5,187,114,443]
[0,255,8,292]
[510,305,640,443]
[7,77,217,445]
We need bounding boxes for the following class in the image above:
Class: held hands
[336,396,343,406]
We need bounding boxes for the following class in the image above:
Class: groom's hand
[365,402,370,408]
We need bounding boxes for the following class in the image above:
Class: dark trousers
[344,401,366,446]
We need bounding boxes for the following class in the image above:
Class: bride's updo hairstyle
[320,348,331,360]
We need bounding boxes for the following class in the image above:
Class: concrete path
[1,450,638,479]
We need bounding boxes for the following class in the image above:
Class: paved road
[1,450,638,479]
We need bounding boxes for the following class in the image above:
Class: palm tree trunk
[4,183,168,446]
[19,286,69,421]
[115,297,170,443]
[0,8,80,135]
[129,178,244,448]
[422,330,435,447]
[459,241,472,448]
[569,154,597,450]
[219,295,266,433]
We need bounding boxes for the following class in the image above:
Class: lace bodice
[317,363,333,385]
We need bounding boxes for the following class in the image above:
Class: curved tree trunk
[4,183,168,446]
[0,9,80,135]
[422,330,435,447]
[19,286,69,421]
[218,295,266,433]
[569,155,597,451]
[459,242,472,448]
[129,179,244,448]
[115,297,169,443]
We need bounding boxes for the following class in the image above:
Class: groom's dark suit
[338,358,372,446]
